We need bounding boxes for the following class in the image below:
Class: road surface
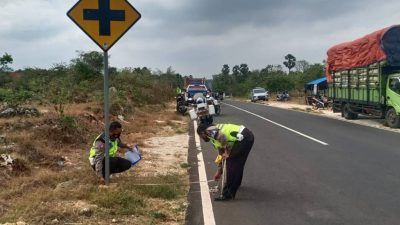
[186,100,400,225]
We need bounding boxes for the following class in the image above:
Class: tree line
[0,51,326,108]
[212,54,325,97]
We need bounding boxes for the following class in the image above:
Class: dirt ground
[0,102,190,225]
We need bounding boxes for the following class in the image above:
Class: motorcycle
[276,92,290,101]
[311,95,328,109]
[213,92,224,101]
[198,114,214,126]
[189,96,215,126]
[206,94,221,116]
[176,93,187,115]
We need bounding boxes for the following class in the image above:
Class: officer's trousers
[223,128,254,198]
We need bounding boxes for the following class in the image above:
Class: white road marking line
[194,120,216,225]
[223,102,329,146]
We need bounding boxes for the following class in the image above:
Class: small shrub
[149,210,167,221]
[17,140,46,163]
[135,184,181,200]
[180,163,190,169]
[59,114,77,132]
[11,158,30,176]
[92,190,145,215]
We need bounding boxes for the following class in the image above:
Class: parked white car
[250,87,268,102]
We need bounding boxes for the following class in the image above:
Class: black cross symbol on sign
[83,0,126,36]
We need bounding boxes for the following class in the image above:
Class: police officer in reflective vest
[197,123,254,201]
[89,121,135,185]
[176,87,182,95]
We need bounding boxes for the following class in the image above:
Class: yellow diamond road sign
[67,0,141,51]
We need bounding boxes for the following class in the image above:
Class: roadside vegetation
[212,54,325,98]
[0,50,329,224]
[0,51,189,224]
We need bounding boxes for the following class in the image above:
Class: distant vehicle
[186,84,208,103]
[188,95,215,126]
[212,91,224,101]
[206,94,221,115]
[184,77,205,88]
[250,87,268,102]
[276,91,290,101]
[326,25,400,128]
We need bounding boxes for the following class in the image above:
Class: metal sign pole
[67,0,141,187]
[103,47,110,185]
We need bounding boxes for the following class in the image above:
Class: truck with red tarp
[326,25,400,128]
[183,76,205,89]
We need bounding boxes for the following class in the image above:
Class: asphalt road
[186,100,400,225]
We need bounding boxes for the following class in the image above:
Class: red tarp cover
[326,27,390,82]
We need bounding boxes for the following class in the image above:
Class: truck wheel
[343,104,357,120]
[351,113,358,120]
[385,108,400,128]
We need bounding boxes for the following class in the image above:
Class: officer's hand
[222,152,229,160]
[127,143,137,151]
[214,171,222,181]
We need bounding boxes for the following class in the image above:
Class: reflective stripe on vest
[89,133,119,159]
[210,123,241,150]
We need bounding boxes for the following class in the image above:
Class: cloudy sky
[1,0,400,77]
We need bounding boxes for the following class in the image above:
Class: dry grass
[0,101,189,225]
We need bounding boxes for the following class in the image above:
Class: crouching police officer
[89,121,135,185]
[197,123,254,201]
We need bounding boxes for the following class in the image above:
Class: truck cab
[185,84,208,103]
[385,74,400,127]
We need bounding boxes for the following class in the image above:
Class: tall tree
[221,64,230,75]
[295,60,310,73]
[260,65,273,75]
[232,65,240,76]
[239,64,249,76]
[283,54,296,73]
[0,53,13,72]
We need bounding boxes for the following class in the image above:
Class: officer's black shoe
[214,195,234,201]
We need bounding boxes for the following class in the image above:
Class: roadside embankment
[0,102,190,225]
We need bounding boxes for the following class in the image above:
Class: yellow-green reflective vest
[210,123,241,150]
[89,134,119,159]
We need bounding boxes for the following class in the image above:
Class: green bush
[0,51,178,109]
[59,115,77,132]
[0,88,33,107]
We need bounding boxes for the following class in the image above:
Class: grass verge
[0,102,189,225]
